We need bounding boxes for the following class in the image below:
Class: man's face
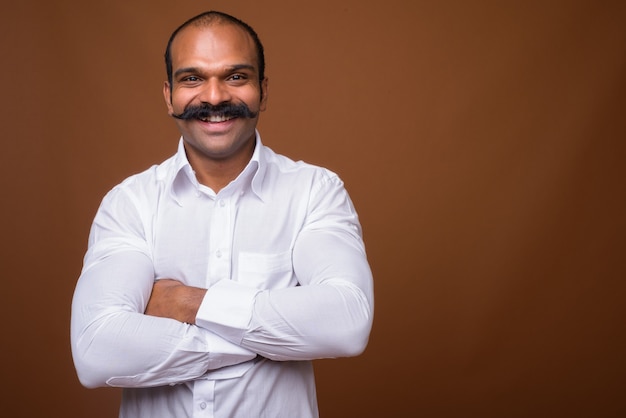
[163,23,268,165]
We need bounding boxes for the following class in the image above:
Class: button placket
[206,197,232,286]
[193,379,215,418]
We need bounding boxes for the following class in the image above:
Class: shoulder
[101,154,178,206]
[261,145,342,186]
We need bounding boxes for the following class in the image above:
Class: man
[71,10,374,418]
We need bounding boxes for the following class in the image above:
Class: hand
[145,279,207,324]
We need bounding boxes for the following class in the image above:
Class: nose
[198,78,232,105]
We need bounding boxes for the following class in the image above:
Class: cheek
[246,91,264,110]
[170,89,195,108]
[170,95,186,110]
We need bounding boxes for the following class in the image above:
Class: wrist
[180,285,207,324]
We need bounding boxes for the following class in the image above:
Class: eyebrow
[174,64,256,79]
[228,64,256,72]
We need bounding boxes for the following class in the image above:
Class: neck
[195,162,245,193]
[185,141,255,193]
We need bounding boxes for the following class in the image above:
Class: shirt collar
[169,130,267,205]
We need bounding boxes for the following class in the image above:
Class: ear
[163,81,174,115]
[259,77,269,111]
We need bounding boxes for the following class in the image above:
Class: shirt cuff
[196,279,261,345]
[203,329,257,371]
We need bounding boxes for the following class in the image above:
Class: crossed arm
[145,278,206,324]
[71,230,373,388]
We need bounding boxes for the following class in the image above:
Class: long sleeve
[196,173,374,360]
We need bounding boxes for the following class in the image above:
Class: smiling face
[163,22,268,179]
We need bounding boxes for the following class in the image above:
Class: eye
[228,73,248,82]
[182,76,200,82]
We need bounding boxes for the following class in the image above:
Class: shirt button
[219,199,225,207]
[216,250,222,258]
[200,402,207,410]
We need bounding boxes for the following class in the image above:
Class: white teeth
[200,115,234,123]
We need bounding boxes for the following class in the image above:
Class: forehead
[170,23,258,70]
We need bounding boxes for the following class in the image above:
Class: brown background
[1,0,625,417]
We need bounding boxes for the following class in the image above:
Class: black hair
[164,11,266,87]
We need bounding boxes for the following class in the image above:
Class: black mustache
[171,102,258,120]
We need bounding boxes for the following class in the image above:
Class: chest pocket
[237,251,296,290]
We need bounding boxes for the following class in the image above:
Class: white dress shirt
[70,132,374,418]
